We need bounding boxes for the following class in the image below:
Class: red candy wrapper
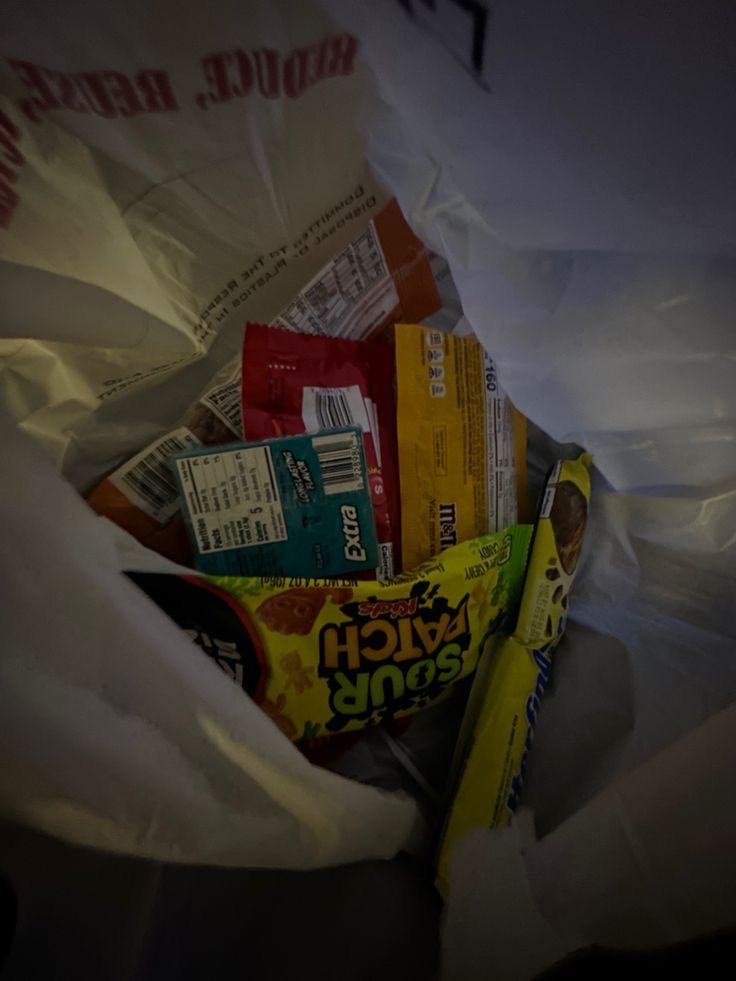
[242,323,401,577]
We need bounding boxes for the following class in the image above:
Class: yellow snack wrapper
[436,453,592,897]
[395,324,528,570]
[129,525,532,743]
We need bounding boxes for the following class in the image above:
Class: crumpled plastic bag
[0,405,418,867]
[2,1,735,968]
[324,1,735,972]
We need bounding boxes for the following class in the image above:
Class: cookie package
[395,323,528,570]
[128,523,532,744]
[435,453,592,896]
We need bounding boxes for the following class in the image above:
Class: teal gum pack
[172,427,378,577]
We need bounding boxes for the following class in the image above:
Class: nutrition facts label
[174,446,287,555]
[483,351,517,531]
[273,221,399,340]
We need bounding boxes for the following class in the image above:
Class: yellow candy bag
[436,453,592,896]
[129,524,531,743]
[395,324,528,570]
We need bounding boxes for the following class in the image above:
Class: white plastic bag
[326,1,736,971]
[0,405,417,866]
[2,0,735,970]
[0,0,419,871]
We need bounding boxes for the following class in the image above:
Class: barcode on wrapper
[314,389,354,429]
[312,430,364,496]
[199,377,243,437]
[302,385,382,466]
[109,426,200,523]
[302,385,371,433]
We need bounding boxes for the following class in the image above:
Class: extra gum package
[436,453,592,896]
[172,427,379,578]
[128,524,532,744]
[242,323,401,578]
[395,324,528,570]
[86,356,243,564]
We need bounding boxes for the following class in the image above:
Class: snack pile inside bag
[81,204,591,894]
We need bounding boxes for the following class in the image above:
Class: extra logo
[340,503,366,562]
[318,582,471,730]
